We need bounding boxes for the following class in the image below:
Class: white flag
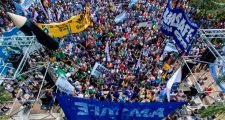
[56,75,75,95]
[166,67,182,102]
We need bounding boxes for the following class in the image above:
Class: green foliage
[216,74,225,84]
[0,85,13,102]
[199,102,225,118]
[189,0,225,21]
[0,115,10,120]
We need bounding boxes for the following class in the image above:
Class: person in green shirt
[97,78,104,87]
[108,32,114,37]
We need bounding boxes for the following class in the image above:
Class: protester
[0,0,224,119]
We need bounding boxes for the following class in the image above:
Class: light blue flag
[128,0,138,8]
[13,2,23,15]
[114,11,126,23]
[21,0,34,10]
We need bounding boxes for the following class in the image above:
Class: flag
[55,75,75,95]
[33,11,39,20]
[128,0,139,8]
[39,0,49,19]
[114,11,126,23]
[13,2,23,15]
[105,41,111,62]
[160,42,178,60]
[21,0,34,10]
[166,67,182,102]
[136,57,141,75]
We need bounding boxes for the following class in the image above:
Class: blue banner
[128,0,138,8]
[3,27,19,37]
[2,27,24,40]
[160,0,198,54]
[55,94,186,120]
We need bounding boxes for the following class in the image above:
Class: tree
[189,0,225,21]
[199,102,225,118]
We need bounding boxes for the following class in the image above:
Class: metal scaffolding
[181,29,225,117]
[0,36,57,119]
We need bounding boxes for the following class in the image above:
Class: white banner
[56,75,74,94]
[91,63,110,77]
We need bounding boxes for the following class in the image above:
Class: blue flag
[55,94,186,120]
[160,0,198,54]
[13,2,23,15]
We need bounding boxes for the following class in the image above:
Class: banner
[2,27,24,40]
[160,0,198,54]
[55,94,186,120]
[115,11,126,23]
[91,63,110,77]
[209,64,225,93]
[21,0,34,10]
[37,6,91,37]
[55,75,75,94]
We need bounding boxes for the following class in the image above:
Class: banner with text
[91,63,110,77]
[55,94,186,120]
[160,0,198,54]
[37,6,91,37]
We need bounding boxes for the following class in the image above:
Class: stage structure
[0,36,62,120]
[180,29,225,118]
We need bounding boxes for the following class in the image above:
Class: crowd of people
[0,0,224,119]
